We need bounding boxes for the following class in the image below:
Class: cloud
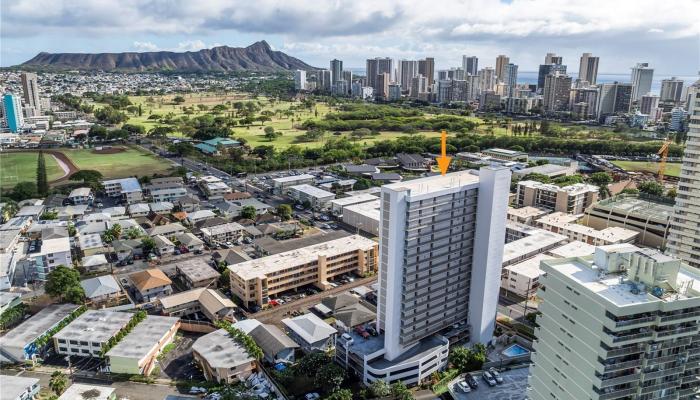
[131,39,220,52]
[133,41,159,51]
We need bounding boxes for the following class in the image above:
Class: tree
[295,352,331,377]
[324,389,352,400]
[1,200,19,222]
[264,126,279,142]
[314,363,345,392]
[276,204,292,221]
[390,382,413,400]
[588,172,612,199]
[666,187,677,199]
[45,265,84,303]
[49,371,68,395]
[40,210,59,220]
[369,379,391,398]
[12,181,38,201]
[36,150,49,197]
[637,180,664,196]
[70,169,103,183]
[173,95,186,104]
[240,205,257,220]
[141,237,156,254]
[449,346,471,371]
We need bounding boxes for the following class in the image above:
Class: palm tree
[49,371,68,395]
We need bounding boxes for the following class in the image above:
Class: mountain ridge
[20,41,316,72]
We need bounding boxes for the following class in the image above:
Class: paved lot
[449,367,529,400]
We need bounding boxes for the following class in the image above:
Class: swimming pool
[502,344,530,358]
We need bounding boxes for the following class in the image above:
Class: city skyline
[2,0,700,74]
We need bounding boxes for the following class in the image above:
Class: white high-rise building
[578,53,600,85]
[667,77,700,267]
[294,70,307,91]
[503,63,518,97]
[330,59,343,84]
[631,63,654,102]
[660,77,684,103]
[399,60,418,91]
[478,67,497,94]
[495,55,509,83]
[528,244,700,400]
[640,93,660,116]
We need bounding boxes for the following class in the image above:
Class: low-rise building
[147,184,187,203]
[0,375,40,400]
[175,258,220,289]
[200,222,247,245]
[272,174,315,194]
[186,210,216,226]
[128,203,150,217]
[81,254,110,273]
[149,201,174,215]
[159,288,236,322]
[77,233,105,256]
[147,223,186,238]
[507,206,550,225]
[198,176,231,200]
[342,199,380,236]
[68,187,93,205]
[287,184,336,209]
[229,235,378,307]
[330,193,378,215]
[501,253,552,298]
[107,315,180,375]
[81,275,127,307]
[282,313,337,353]
[0,304,80,363]
[483,147,528,162]
[516,180,599,214]
[512,161,578,179]
[234,319,298,364]
[192,329,256,383]
[53,310,132,358]
[174,232,205,252]
[153,235,175,256]
[581,194,673,249]
[502,226,568,267]
[130,269,173,302]
[24,236,72,281]
[537,212,639,246]
[103,177,143,204]
[396,153,429,171]
[57,384,116,400]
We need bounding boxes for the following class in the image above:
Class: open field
[612,160,682,177]
[1,147,173,189]
[0,152,65,189]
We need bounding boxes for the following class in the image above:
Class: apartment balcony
[611,315,657,329]
[655,326,699,340]
[640,380,681,394]
[659,311,700,325]
[642,365,685,380]
[595,387,638,400]
[603,344,645,359]
[644,352,687,366]
[602,359,643,373]
[606,331,653,346]
[682,374,700,385]
[598,373,641,388]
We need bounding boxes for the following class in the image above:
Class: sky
[2,0,700,75]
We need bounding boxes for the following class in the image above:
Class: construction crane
[657,139,672,183]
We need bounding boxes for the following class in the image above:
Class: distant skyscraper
[294,70,307,91]
[462,56,478,76]
[20,72,41,115]
[367,58,393,94]
[639,93,660,116]
[503,63,518,97]
[418,58,435,85]
[660,77,684,102]
[388,84,402,101]
[478,67,497,94]
[2,93,24,133]
[596,82,632,117]
[544,53,562,65]
[409,74,428,99]
[570,88,599,118]
[667,77,700,267]
[578,53,600,85]
[537,64,567,90]
[495,55,509,82]
[630,63,654,101]
[399,60,418,91]
[317,69,332,92]
[330,59,343,83]
[543,73,572,112]
[376,72,390,99]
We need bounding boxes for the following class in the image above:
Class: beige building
[537,212,639,246]
[516,180,598,214]
[192,329,256,383]
[507,206,549,225]
[107,316,180,375]
[229,235,378,308]
[160,288,236,322]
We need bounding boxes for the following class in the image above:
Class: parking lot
[449,367,530,400]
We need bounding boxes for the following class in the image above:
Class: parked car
[489,367,504,384]
[457,380,471,393]
[465,373,478,389]
[482,371,497,387]
[305,393,320,400]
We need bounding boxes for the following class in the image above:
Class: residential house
[147,223,186,238]
[103,177,143,204]
[234,319,298,364]
[160,288,235,322]
[192,329,256,383]
[68,187,93,205]
[130,269,173,302]
[396,153,429,171]
[174,233,204,253]
[81,254,110,273]
[282,313,337,353]
[175,259,220,289]
[81,275,127,308]
[0,375,40,400]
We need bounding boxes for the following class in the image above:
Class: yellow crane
[657,139,672,183]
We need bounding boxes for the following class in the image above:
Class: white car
[305,393,320,400]
[457,380,471,393]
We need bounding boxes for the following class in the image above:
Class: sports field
[611,160,682,178]
[0,147,173,189]
[0,152,65,189]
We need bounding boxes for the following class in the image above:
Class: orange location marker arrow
[436,130,451,175]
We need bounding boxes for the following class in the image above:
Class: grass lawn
[61,147,174,179]
[611,160,681,178]
[0,152,65,189]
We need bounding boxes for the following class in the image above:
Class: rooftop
[281,313,337,344]
[54,310,132,342]
[537,212,639,243]
[231,234,376,280]
[81,275,122,299]
[0,304,79,359]
[343,199,381,220]
[272,174,315,184]
[383,169,481,197]
[502,229,568,265]
[78,233,104,250]
[175,258,220,283]
[546,241,596,258]
[513,163,574,176]
[484,148,526,156]
[201,222,246,237]
[106,315,179,359]
[507,206,549,219]
[104,177,141,193]
[130,268,172,291]
[57,383,115,400]
[159,288,234,315]
[0,375,39,399]
[192,328,254,369]
[289,184,336,199]
[590,194,674,221]
[518,180,598,195]
[503,253,552,279]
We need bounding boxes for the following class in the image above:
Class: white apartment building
[288,184,336,209]
[337,168,511,386]
[54,310,132,358]
[198,176,231,199]
[149,186,187,203]
[103,177,143,204]
[537,212,639,246]
[516,180,599,214]
[529,244,700,400]
[24,236,72,281]
[272,174,315,194]
[667,77,700,268]
[68,187,93,205]
[200,222,247,245]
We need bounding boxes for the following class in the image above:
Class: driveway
[449,367,530,400]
